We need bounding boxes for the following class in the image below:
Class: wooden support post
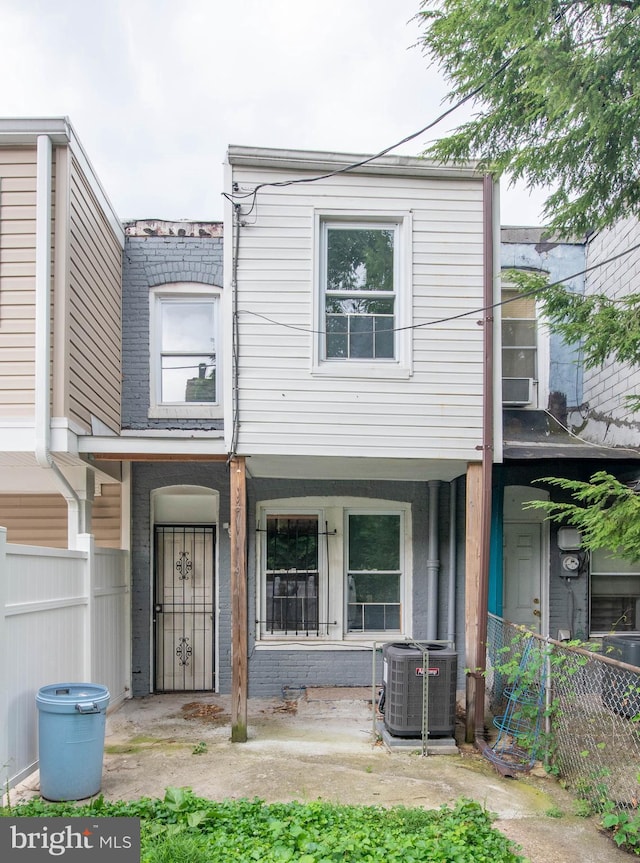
[230,455,248,742]
[464,462,483,743]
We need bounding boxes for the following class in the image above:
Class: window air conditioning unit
[502,377,533,406]
[382,642,457,737]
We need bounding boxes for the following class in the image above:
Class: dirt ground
[10,687,633,863]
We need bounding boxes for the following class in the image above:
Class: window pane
[326,302,395,360]
[161,355,216,402]
[349,514,400,570]
[266,572,319,633]
[266,516,318,571]
[591,586,640,631]
[265,516,319,634]
[161,302,215,353]
[350,316,373,358]
[374,316,394,358]
[502,348,536,378]
[327,228,394,292]
[502,320,537,348]
[502,289,536,318]
[591,550,640,576]
[347,574,401,632]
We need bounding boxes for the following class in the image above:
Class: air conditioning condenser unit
[382,641,457,737]
[502,377,533,406]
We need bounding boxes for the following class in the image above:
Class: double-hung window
[501,285,538,407]
[347,512,402,633]
[257,500,408,641]
[317,218,411,373]
[264,514,320,636]
[150,286,221,418]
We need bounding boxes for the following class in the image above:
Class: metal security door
[154,525,215,691]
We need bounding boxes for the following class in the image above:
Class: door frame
[503,485,550,636]
[153,523,216,692]
[150,485,219,693]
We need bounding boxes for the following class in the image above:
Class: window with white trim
[346,511,402,632]
[590,549,640,634]
[315,216,411,376]
[150,285,221,418]
[265,514,320,635]
[257,499,410,641]
[501,286,538,407]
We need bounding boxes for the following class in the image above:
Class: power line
[222,55,518,217]
[236,238,640,338]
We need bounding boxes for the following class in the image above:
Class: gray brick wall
[243,477,465,697]
[130,461,231,696]
[122,234,223,430]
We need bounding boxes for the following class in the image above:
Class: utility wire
[236,238,640,338]
[222,54,519,215]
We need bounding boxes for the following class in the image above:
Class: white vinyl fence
[0,527,130,790]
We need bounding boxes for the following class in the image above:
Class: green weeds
[1,787,526,862]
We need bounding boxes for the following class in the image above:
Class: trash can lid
[36,683,110,711]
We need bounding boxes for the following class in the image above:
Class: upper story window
[323,223,397,360]
[502,286,538,407]
[314,215,412,378]
[150,284,221,419]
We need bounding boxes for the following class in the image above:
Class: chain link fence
[486,614,640,816]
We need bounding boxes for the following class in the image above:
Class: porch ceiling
[242,454,472,482]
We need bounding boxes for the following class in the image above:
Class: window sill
[311,362,411,381]
[254,635,405,650]
[149,405,223,420]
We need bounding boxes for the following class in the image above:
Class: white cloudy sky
[0,0,548,224]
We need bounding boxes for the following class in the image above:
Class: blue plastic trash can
[36,682,110,800]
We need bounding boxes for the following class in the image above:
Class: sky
[0,0,549,225]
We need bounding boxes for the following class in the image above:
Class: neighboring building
[494,226,640,644]
[0,118,124,549]
[92,218,228,696]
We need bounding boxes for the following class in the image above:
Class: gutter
[474,175,497,756]
[35,134,82,548]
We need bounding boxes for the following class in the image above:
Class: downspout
[229,202,242,459]
[426,480,440,639]
[34,134,82,548]
[474,174,496,754]
[447,479,457,645]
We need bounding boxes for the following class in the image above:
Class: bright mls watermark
[0,818,140,861]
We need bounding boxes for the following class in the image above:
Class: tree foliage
[525,471,640,561]
[507,268,640,410]
[418,0,640,236]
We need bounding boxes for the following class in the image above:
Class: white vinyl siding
[228,155,485,460]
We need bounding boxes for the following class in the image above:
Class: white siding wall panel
[231,159,485,460]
